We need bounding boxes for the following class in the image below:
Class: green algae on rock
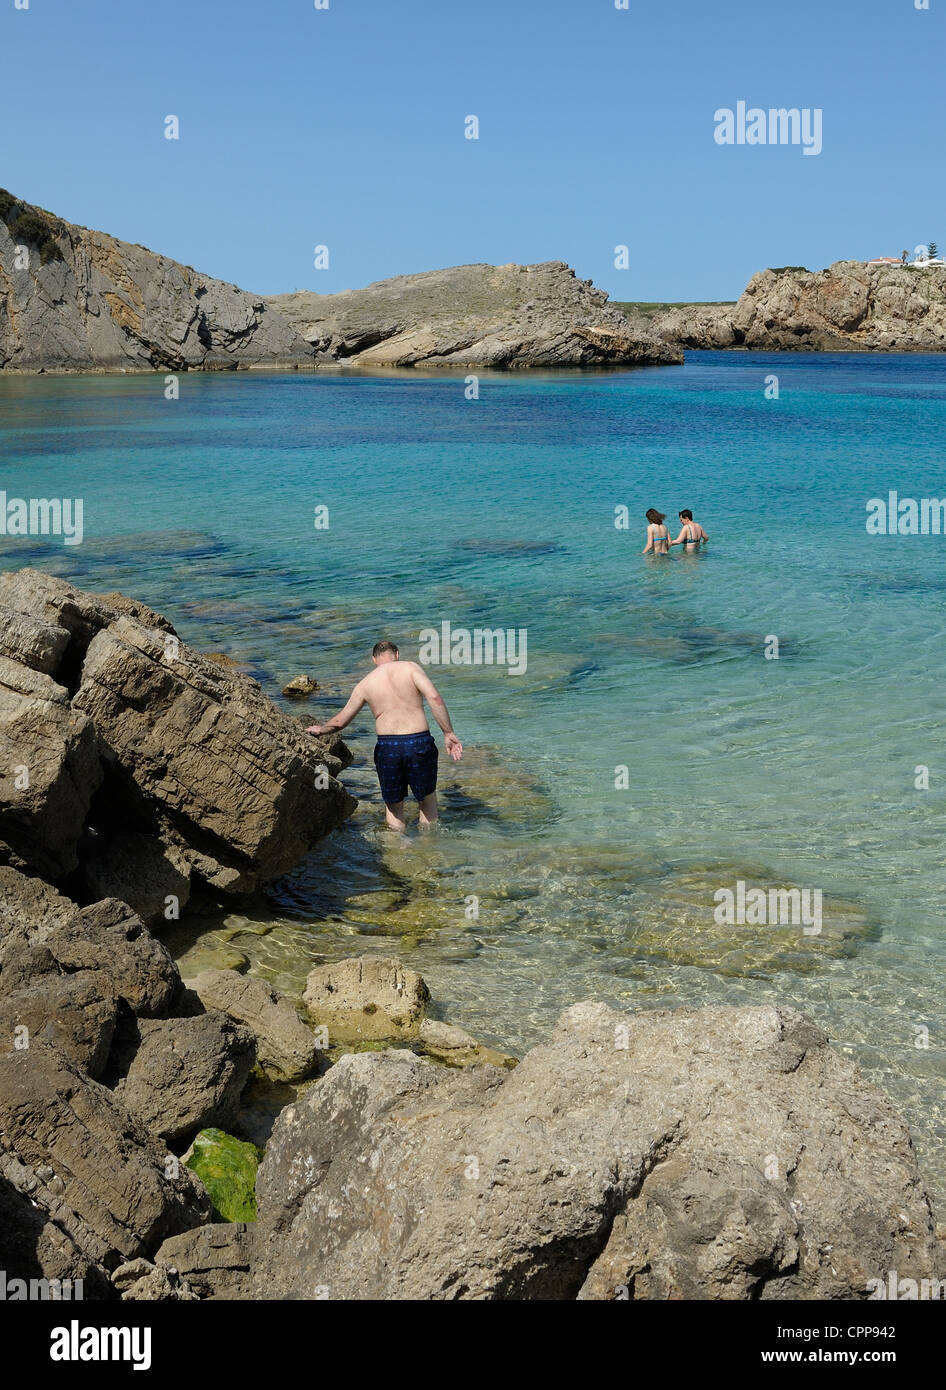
[185,1129,263,1224]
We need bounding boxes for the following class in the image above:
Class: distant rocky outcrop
[267,260,682,368]
[0,190,314,372]
[645,261,946,352]
[0,189,680,372]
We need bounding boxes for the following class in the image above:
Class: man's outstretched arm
[306,682,365,735]
[411,664,463,761]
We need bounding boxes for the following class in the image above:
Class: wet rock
[282,675,319,699]
[184,1128,262,1223]
[303,956,430,1042]
[187,968,320,1081]
[418,1018,516,1069]
[251,1002,940,1300]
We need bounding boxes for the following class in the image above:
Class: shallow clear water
[2,353,945,1203]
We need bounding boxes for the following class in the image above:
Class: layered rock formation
[0,189,679,371]
[0,568,356,913]
[0,190,313,372]
[267,260,682,368]
[646,261,946,352]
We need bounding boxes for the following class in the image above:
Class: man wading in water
[307,641,463,831]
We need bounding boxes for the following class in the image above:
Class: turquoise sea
[2,352,945,1202]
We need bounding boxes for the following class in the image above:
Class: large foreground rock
[0,1044,210,1283]
[267,261,683,368]
[0,570,356,901]
[74,613,356,894]
[251,1002,940,1300]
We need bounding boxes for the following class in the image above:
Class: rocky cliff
[267,261,683,368]
[0,190,315,372]
[0,189,679,372]
[646,261,946,352]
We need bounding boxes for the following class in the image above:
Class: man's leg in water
[384,801,407,832]
[418,792,438,827]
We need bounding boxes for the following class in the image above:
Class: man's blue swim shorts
[373,730,439,805]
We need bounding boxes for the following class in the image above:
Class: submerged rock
[282,674,319,699]
[303,956,430,1042]
[251,1002,941,1300]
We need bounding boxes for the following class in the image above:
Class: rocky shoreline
[0,190,678,373]
[1,569,943,1300]
[637,261,946,353]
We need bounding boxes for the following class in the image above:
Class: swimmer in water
[669,508,710,550]
[642,508,670,555]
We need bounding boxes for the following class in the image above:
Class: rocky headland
[0,189,678,373]
[638,261,946,352]
[0,569,943,1300]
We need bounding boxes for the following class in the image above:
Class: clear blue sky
[3,0,943,302]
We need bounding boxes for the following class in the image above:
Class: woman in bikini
[669,508,709,550]
[642,508,671,555]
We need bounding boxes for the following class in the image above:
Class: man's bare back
[356,661,433,735]
[306,640,462,831]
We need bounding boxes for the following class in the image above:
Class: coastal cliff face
[0,190,314,373]
[267,261,683,368]
[647,261,946,352]
[0,189,679,372]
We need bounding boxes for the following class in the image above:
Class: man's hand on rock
[306,725,324,735]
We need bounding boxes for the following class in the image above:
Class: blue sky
[2,0,943,302]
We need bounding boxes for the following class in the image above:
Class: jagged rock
[251,1002,940,1300]
[268,261,682,369]
[111,1256,198,1301]
[282,675,318,699]
[648,261,946,352]
[0,1044,210,1279]
[0,656,102,878]
[188,969,320,1081]
[0,867,180,1021]
[109,1012,256,1146]
[0,1170,111,1298]
[154,1223,255,1300]
[0,972,117,1076]
[0,189,315,372]
[73,613,356,894]
[303,955,431,1042]
[83,833,192,930]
